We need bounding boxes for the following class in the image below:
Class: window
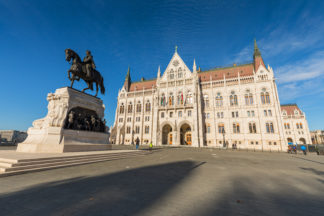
[251,141,254,145]
[249,122,257,133]
[145,100,151,112]
[145,126,149,134]
[296,123,299,129]
[128,102,133,113]
[177,91,184,105]
[136,117,140,122]
[126,126,131,134]
[274,142,277,145]
[245,90,253,105]
[247,111,250,117]
[217,112,223,118]
[145,116,150,121]
[268,110,272,116]
[119,118,123,123]
[266,122,274,133]
[251,111,255,117]
[178,111,182,117]
[218,123,225,133]
[161,112,164,118]
[136,102,141,113]
[188,110,192,117]
[232,111,238,118]
[230,91,238,106]
[256,141,259,145]
[178,68,182,78]
[169,112,173,117]
[127,117,131,122]
[269,141,272,145]
[119,103,125,114]
[170,69,174,79]
[261,89,270,104]
[216,93,223,107]
[206,124,211,133]
[300,123,303,129]
[203,94,209,108]
[161,93,166,106]
[135,126,140,134]
[264,110,267,116]
[233,123,240,133]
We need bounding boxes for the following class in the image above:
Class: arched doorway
[180,123,192,145]
[162,124,172,145]
[287,138,293,144]
[299,138,306,144]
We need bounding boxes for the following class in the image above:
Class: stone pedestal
[17,87,110,153]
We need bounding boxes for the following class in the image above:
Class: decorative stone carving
[17,87,110,153]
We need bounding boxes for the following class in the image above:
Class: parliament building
[110,41,311,151]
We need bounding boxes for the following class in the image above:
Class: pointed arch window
[119,103,125,114]
[230,91,238,106]
[249,122,257,133]
[261,88,270,104]
[266,122,274,133]
[216,92,223,107]
[233,123,240,133]
[127,102,133,113]
[145,100,151,112]
[218,123,225,133]
[178,68,183,78]
[245,90,253,105]
[169,93,174,106]
[177,91,184,105]
[161,93,166,106]
[136,101,141,113]
[170,69,174,79]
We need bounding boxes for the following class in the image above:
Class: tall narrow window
[186,91,193,104]
[178,68,182,78]
[216,92,223,107]
[230,91,238,106]
[203,94,209,108]
[119,103,125,114]
[128,102,133,113]
[249,122,257,133]
[136,102,141,113]
[233,123,240,133]
[218,123,225,133]
[170,69,174,79]
[145,100,151,112]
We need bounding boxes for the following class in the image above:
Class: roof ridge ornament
[175,45,178,53]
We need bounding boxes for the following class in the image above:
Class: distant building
[310,130,324,144]
[0,130,27,146]
[111,41,312,150]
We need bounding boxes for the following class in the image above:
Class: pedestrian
[149,141,153,151]
[135,137,140,150]
[301,145,307,155]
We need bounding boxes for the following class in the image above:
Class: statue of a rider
[83,50,96,79]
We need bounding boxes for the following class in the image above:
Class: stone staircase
[0,150,150,177]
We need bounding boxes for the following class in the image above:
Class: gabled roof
[129,79,156,91]
[198,63,254,82]
[281,104,303,115]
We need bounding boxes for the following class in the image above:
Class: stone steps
[0,150,150,177]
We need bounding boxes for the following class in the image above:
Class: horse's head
[65,48,72,62]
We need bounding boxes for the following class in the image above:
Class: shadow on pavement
[0,160,198,216]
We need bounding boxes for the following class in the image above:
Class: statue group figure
[64,108,108,133]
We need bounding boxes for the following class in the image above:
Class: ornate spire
[125,66,131,81]
[193,59,197,73]
[157,65,161,78]
[175,45,178,53]
[254,39,261,57]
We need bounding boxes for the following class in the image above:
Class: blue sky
[1,0,324,131]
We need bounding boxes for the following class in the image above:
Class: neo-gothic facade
[110,41,311,151]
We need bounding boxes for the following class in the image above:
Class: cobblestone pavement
[0,147,323,216]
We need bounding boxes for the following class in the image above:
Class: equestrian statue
[65,49,105,97]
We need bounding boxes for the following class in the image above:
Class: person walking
[149,141,153,151]
[301,145,307,155]
[135,137,140,150]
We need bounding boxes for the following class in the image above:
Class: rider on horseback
[83,50,96,79]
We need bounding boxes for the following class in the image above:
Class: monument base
[17,87,110,153]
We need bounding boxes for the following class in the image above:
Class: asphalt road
[0,148,323,216]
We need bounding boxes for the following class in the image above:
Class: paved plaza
[0,147,323,216]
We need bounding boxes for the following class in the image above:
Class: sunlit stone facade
[110,42,311,151]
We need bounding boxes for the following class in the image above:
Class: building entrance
[162,124,172,145]
[180,123,191,145]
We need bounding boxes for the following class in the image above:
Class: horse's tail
[100,75,105,95]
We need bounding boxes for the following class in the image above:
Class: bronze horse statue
[65,48,105,97]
